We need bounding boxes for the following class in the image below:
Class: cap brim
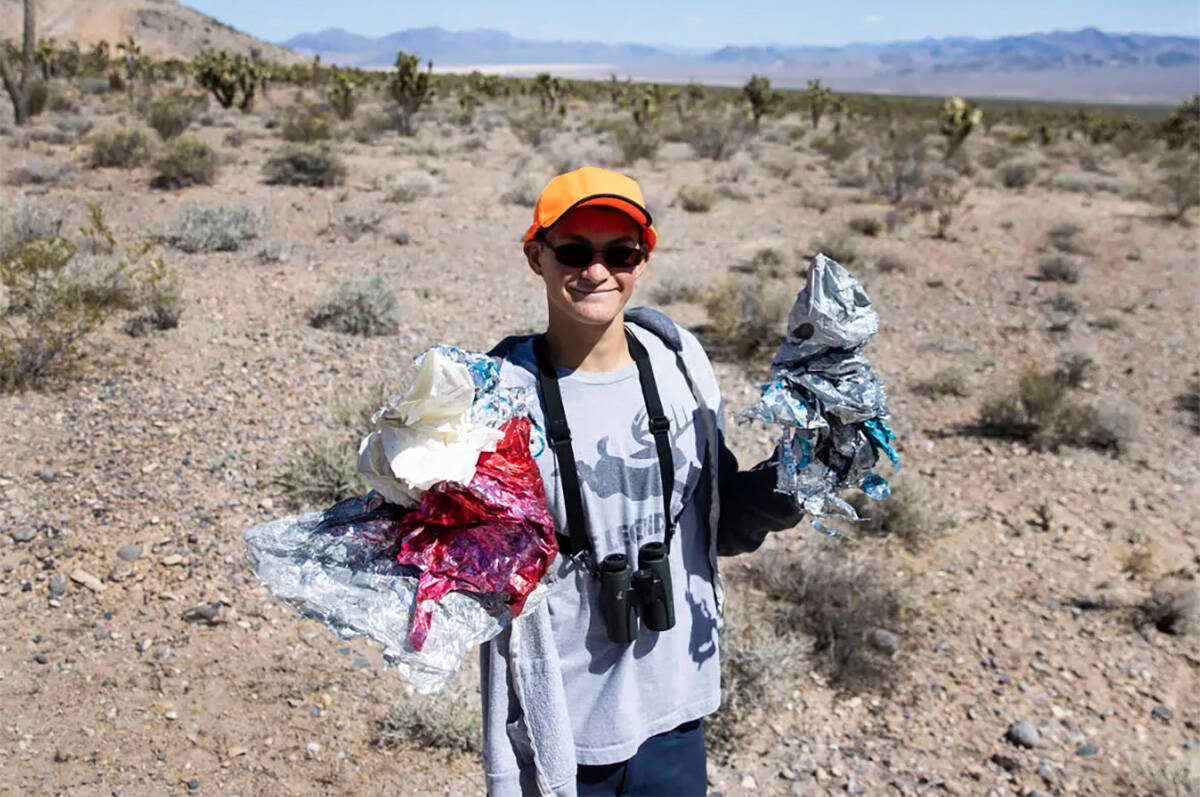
[525,194,657,251]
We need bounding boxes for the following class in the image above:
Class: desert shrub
[1124,759,1200,797]
[388,170,436,203]
[0,204,64,258]
[610,119,660,165]
[701,276,789,358]
[1048,293,1081,314]
[847,216,881,237]
[1154,154,1200,222]
[6,158,77,186]
[1056,351,1096,388]
[714,182,751,202]
[749,543,906,692]
[87,127,154,168]
[21,125,73,146]
[223,129,248,148]
[1037,254,1082,284]
[647,265,704,305]
[732,246,795,280]
[150,138,217,189]
[762,153,798,179]
[867,125,927,204]
[705,605,807,760]
[144,90,200,140]
[374,675,480,753]
[25,80,48,118]
[276,439,364,510]
[1178,381,1200,434]
[682,107,752,161]
[500,174,542,207]
[997,160,1037,188]
[507,109,562,149]
[977,366,1135,454]
[845,477,946,551]
[256,240,291,264]
[912,366,970,398]
[47,87,81,113]
[1046,221,1086,254]
[809,229,858,265]
[811,133,858,162]
[875,253,908,273]
[0,204,176,390]
[281,102,335,143]
[1136,580,1199,637]
[798,191,833,213]
[1048,171,1127,194]
[677,185,717,213]
[308,274,399,337]
[263,144,347,187]
[161,204,261,252]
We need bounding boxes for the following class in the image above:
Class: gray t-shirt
[492,324,722,765]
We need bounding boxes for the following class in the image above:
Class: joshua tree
[939,95,983,160]
[532,72,564,113]
[387,50,433,136]
[191,50,260,111]
[742,74,779,130]
[326,68,361,121]
[0,0,36,125]
[805,79,834,130]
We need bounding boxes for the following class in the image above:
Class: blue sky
[187,0,1200,47]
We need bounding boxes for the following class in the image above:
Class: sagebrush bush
[610,119,661,165]
[867,125,926,204]
[997,160,1037,188]
[1037,254,1082,284]
[1155,154,1200,222]
[809,229,858,266]
[875,253,908,273]
[701,276,789,358]
[500,174,542,207]
[388,171,436,203]
[281,103,335,143]
[88,127,154,168]
[749,543,906,692]
[811,133,858,162]
[1046,221,1086,254]
[144,90,200,140]
[308,274,399,337]
[912,366,970,398]
[161,204,261,252]
[6,158,77,187]
[677,185,717,213]
[978,366,1135,454]
[762,153,798,179]
[647,265,705,305]
[275,439,364,510]
[1,205,177,390]
[0,203,63,258]
[848,216,882,237]
[732,246,795,280]
[845,477,946,551]
[507,110,561,149]
[374,674,480,753]
[682,107,752,161]
[150,138,217,189]
[263,144,348,187]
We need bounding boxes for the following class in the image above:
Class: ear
[632,250,649,280]
[524,240,544,276]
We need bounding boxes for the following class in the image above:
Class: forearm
[715,441,803,556]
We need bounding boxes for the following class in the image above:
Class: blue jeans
[575,717,707,796]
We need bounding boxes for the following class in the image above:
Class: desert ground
[0,77,1198,797]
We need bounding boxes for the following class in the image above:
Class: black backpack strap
[625,329,676,551]
[532,335,591,559]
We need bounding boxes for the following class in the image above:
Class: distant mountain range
[281,26,1200,104]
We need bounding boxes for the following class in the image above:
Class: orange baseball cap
[522,166,657,253]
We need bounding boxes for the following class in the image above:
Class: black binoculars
[597,542,675,644]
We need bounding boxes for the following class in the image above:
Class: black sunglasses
[544,241,645,270]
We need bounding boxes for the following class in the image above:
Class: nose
[580,255,611,282]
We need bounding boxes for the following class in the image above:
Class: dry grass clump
[1136,580,1199,637]
[977,365,1136,454]
[308,274,399,337]
[6,158,77,187]
[1123,759,1200,797]
[1037,254,1083,284]
[809,229,858,266]
[1046,221,1087,254]
[151,138,217,189]
[847,215,882,237]
[499,174,542,207]
[1154,154,1200,222]
[761,153,798,179]
[161,204,261,253]
[374,676,481,754]
[263,144,348,187]
[388,170,436,203]
[87,127,154,168]
[701,275,790,359]
[875,253,909,273]
[646,265,704,305]
[798,191,833,214]
[845,477,946,551]
[811,133,859,163]
[997,160,1037,189]
[677,184,718,213]
[275,439,364,510]
[749,543,906,692]
[912,366,971,398]
[732,246,797,280]
[1177,381,1200,434]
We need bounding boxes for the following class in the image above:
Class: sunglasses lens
[603,246,640,269]
[552,244,593,268]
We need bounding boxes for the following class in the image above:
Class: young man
[482,167,801,796]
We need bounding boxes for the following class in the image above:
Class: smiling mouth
[567,286,617,298]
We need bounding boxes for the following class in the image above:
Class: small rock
[180,603,223,626]
[1076,743,1100,757]
[12,526,37,543]
[393,231,411,246]
[161,554,183,566]
[186,779,199,791]
[117,544,142,562]
[33,652,48,664]
[39,470,57,483]
[69,568,105,592]
[868,628,900,655]
[352,657,372,669]
[1006,720,1041,748]
[164,710,178,720]
[990,753,1021,773]
[740,773,758,789]
[1152,705,1174,722]
[48,573,68,598]
[306,742,321,758]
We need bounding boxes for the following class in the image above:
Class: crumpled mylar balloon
[739,254,899,526]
